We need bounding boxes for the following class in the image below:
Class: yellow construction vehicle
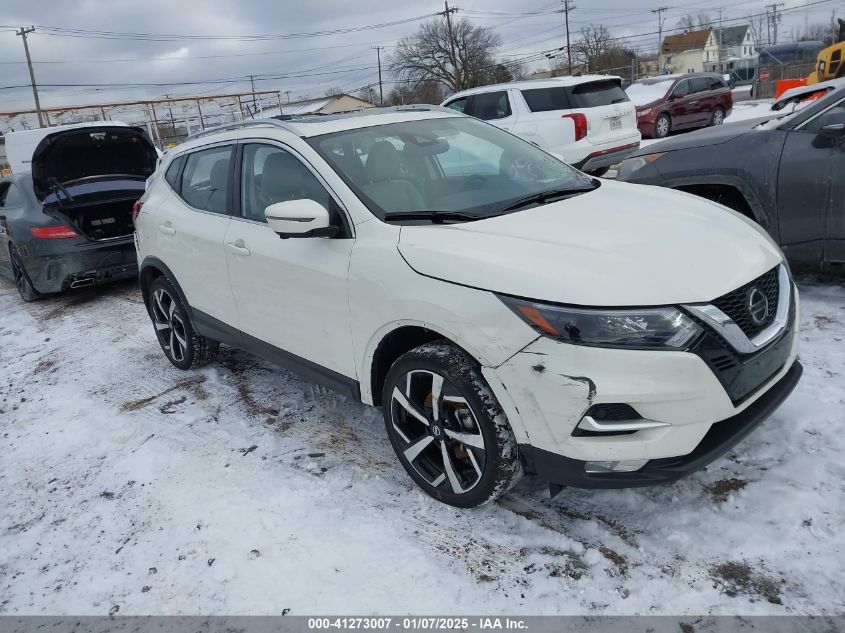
[808,19,845,84]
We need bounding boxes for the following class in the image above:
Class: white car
[441,76,641,176]
[134,107,801,508]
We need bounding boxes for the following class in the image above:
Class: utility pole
[373,46,384,106]
[16,27,44,128]
[561,0,575,75]
[441,1,460,92]
[651,7,669,74]
[767,3,784,45]
[717,8,723,72]
[285,90,291,103]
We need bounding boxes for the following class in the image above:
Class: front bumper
[518,360,802,488]
[481,283,800,488]
[23,236,138,294]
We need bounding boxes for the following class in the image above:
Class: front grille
[712,267,779,338]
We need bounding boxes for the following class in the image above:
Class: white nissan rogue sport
[134,106,801,508]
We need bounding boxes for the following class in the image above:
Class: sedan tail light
[132,201,143,229]
[30,226,78,239]
[562,113,588,141]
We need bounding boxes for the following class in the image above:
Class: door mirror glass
[265,199,337,238]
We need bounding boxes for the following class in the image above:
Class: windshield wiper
[383,211,484,223]
[497,184,598,214]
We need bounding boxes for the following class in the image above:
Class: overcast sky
[0,0,838,114]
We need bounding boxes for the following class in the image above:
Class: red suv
[626,74,733,139]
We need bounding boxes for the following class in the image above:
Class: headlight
[637,108,652,116]
[616,152,664,180]
[500,297,702,350]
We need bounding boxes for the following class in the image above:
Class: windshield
[625,80,674,106]
[307,116,593,221]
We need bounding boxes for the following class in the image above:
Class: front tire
[10,246,41,303]
[654,113,671,138]
[382,341,522,508]
[147,276,218,370]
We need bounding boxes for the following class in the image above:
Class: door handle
[225,239,251,256]
[689,101,699,105]
[157,223,176,235]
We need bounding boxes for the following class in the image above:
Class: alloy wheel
[656,116,670,137]
[151,287,188,363]
[390,369,487,494]
[713,108,725,125]
[11,254,27,297]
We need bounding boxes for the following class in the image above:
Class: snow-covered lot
[1,276,843,615]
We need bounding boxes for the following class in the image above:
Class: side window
[691,77,710,93]
[801,99,845,134]
[0,183,9,207]
[444,97,468,113]
[467,91,512,121]
[710,76,725,90]
[831,49,842,76]
[240,144,332,223]
[521,87,571,112]
[180,146,233,214]
[165,156,183,191]
[2,184,23,207]
[672,80,690,99]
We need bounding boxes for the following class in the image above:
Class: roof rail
[185,118,288,142]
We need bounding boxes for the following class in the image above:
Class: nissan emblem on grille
[746,286,769,326]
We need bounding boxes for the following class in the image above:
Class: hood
[397,180,782,306]
[629,117,775,157]
[32,126,158,200]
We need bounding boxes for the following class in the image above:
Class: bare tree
[677,12,712,32]
[390,17,500,92]
[746,13,767,51]
[571,25,636,81]
[387,80,444,106]
[324,86,345,97]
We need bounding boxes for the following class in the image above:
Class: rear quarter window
[165,156,184,191]
[521,87,571,112]
[466,91,512,120]
[568,80,629,108]
[709,76,726,90]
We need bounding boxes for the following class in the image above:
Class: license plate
[609,116,622,130]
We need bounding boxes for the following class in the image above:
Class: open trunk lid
[31,125,157,200]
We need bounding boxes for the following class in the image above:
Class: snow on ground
[1,276,844,615]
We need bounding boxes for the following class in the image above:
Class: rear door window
[691,77,711,93]
[568,80,629,108]
[180,145,233,214]
[520,87,571,112]
[466,91,512,120]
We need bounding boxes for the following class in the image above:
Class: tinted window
[444,97,467,113]
[568,80,628,108]
[2,184,23,207]
[467,91,511,120]
[180,146,233,214]
[165,157,183,190]
[691,77,710,93]
[709,76,726,90]
[240,144,333,223]
[521,87,571,112]
[672,80,691,98]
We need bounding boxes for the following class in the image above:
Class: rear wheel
[148,276,218,370]
[711,106,725,126]
[654,114,671,138]
[382,341,522,508]
[10,246,41,303]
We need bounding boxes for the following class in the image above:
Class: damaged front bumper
[481,313,801,489]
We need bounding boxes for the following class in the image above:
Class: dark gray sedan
[0,125,158,301]
[617,85,845,274]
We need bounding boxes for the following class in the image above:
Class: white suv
[134,107,801,508]
[441,76,641,176]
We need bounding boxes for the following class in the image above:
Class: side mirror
[264,199,338,239]
[818,111,845,138]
